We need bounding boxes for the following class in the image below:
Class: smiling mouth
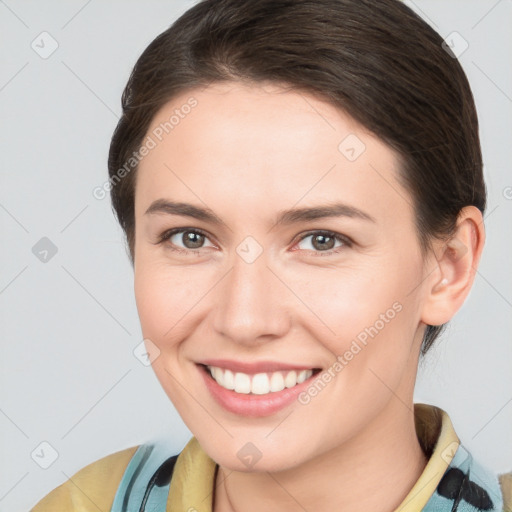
[198,364,322,395]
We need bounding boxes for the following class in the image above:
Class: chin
[197,434,315,474]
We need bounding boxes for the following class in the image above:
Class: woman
[31,0,511,510]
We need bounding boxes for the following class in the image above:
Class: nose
[212,248,291,345]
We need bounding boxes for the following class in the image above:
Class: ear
[420,206,485,326]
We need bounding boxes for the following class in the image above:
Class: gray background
[0,1,511,510]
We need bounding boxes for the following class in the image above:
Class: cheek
[134,262,195,345]
[298,255,422,368]
[134,258,225,357]
[134,264,200,409]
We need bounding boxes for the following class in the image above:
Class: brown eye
[295,230,351,255]
[157,228,215,253]
[311,233,336,251]
[180,230,205,249]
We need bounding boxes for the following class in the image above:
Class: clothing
[31,403,512,511]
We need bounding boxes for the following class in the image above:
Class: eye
[155,227,352,256]
[294,230,352,255]
[156,227,216,254]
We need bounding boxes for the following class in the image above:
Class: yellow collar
[166,402,460,512]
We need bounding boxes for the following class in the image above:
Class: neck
[214,399,428,512]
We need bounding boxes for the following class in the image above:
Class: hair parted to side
[108,0,485,356]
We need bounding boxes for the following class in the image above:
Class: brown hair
[108,0,485,356]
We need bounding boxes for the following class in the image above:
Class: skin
[133,81,485,512]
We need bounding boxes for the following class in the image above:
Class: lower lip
[197,364,319,417]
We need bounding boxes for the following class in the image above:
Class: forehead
[135,81,410,228]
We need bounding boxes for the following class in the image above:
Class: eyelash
[155,227,353,257]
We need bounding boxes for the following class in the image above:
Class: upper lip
[197,358,320,374]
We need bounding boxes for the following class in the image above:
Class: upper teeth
[207,366,313,394]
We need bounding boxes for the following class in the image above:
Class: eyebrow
[144,199,376,226]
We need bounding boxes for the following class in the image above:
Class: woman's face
[133,81,433,471]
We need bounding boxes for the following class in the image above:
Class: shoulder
[499,471,512,512]
[30,445,140,512]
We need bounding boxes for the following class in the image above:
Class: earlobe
[420,206,485,326]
